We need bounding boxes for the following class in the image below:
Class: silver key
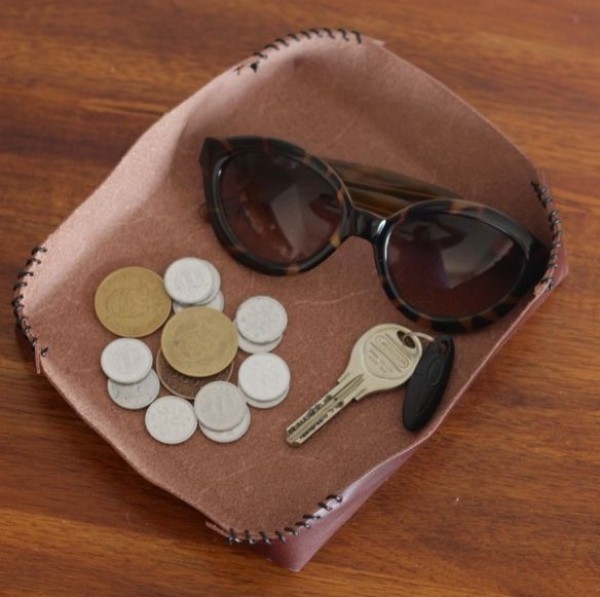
[286,324,424,446]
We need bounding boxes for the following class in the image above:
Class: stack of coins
[164,257,224,313]
[194,381,251,443]
[235,296,288,353]
[160,307,238,378]
[155,349,233,400]
[238,354,291,409]
[95,258,292,446]
[101,338,161,410]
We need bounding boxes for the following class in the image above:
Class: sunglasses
[200,136,548,332]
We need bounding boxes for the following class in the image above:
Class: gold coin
[161,306,238,377]
[156,348,234,399]
[95,266,172,337]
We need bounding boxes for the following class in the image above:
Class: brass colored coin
[156,348,233,399]
[95,266,172,337]
[161,306,238,377]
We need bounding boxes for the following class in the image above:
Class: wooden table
[1,2,598,595]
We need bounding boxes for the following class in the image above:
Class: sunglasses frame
[201,136,547,332]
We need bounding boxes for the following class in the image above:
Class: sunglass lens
[219,151,343,265]
[386,214,526,318]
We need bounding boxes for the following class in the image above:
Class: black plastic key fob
[403,335,455,432]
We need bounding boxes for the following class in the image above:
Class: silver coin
[235,296,288,344]
[243,385,290,410]
[205,290,225,311]
[145,395,198,445]
[199,409,251,444]
[172,290,224,314]
[164,257,216,305]
[100,338,153,384]
[204,262,221,301]
[194,381,248,431]
[237,353,291,404]
[172,300,187,314]
[107,369,160,410]
[237,330,282,354]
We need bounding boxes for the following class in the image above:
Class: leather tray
[12,29,567,571]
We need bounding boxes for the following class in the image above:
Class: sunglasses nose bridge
[348,208,386,242]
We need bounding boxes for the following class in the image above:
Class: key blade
[286,374,364,446]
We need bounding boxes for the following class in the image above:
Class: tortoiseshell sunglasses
[200,136,548,332]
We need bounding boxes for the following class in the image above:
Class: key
[286,324,424,446]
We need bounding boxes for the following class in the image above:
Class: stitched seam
[12,245,49,358]
[225,493,344,545]
[233,27,362,75]
[531,182,563,293]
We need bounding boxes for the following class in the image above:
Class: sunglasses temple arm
[327,158,463,216]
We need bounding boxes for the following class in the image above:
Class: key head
[347,324,423,397]
[403,334,455,431]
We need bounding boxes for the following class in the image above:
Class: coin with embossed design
[237,353,291,408]
[194,381,248,432]
[163,257,218,305]
[161,306,238,377]
[100,337,154,384]
[155,348,233,399]
[107,369,160,410]
[145,395,197,445]
[235,296,287,345]
[95,266,171,337]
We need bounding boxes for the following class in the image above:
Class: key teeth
[285,374,365,445]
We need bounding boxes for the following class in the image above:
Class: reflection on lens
[219,151,343,264]
[387,214,525,318]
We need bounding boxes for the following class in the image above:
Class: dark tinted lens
[219,151,343,264]
[387,214,526,318]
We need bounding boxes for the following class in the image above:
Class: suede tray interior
[16,31,566,567]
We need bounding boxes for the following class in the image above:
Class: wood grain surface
[1,1,598,595]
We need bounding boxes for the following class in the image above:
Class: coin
[243,387,290,410]
[172,290,225,314]
[161,306,238,377]
[164,257,218,305]
[237,353,291,406]
[194,381,248,431]
[237,330,283,354]
[107,369,160,410]
[144,395,198,445]
[204,261,221,299]
[95,266,172,337]
[155,348,233,399]
[100,337,154,384]
[199,409,251,444]
[205,290,225,311]
[235,296,288,345]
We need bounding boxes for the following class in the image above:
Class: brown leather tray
[12,30,566,571]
